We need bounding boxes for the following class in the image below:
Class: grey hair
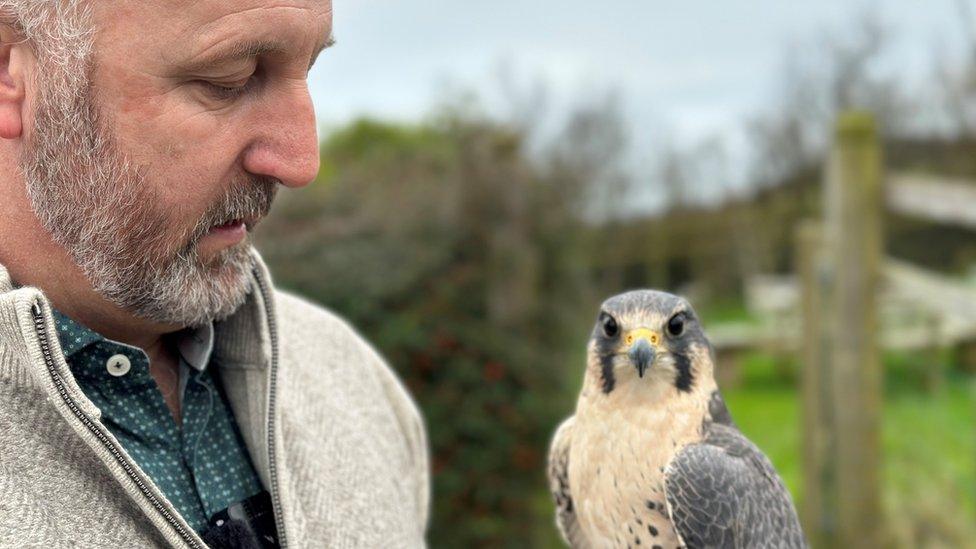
[11,0,105,217]
[0,1,94,103]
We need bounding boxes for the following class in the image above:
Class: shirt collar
[174,322,215,372]
[52,309,215,371]
[52,310,103,357]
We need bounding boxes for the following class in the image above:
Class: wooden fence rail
[888,172,976,228]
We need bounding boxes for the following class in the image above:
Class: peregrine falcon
[547,290,806,548]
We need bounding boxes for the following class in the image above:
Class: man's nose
[242,82,320,189]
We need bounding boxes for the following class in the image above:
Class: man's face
[22,0,330,327]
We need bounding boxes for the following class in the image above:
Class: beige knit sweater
[0,250,429,548]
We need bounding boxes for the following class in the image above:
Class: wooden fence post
[823,112,884,548]
[796,220,835,548]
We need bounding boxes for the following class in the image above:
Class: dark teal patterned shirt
[52,311,265,533]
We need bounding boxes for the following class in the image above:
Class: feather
[665,423,806,548]
[547,417,591,548]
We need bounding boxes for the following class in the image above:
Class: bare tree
[747,10,913,188]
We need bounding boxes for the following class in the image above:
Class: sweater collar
[0,262,11,294]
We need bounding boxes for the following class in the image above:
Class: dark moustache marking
[600,358,615,393]
[666,311,713,393]
[595,334,618,394]
[667,336,695,392]
[673,352,693,392]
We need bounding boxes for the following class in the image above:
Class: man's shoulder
[272,288,352,337]
[267,288,431,539]
[270,288,418,410]
[271,289,378,364]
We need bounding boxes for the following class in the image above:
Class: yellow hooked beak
[624,328,659,378]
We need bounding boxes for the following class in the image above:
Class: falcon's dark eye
[666,313,686,337]
[599,312,619,338]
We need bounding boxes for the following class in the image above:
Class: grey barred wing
[547,417,590,548]
[664,424,806,549]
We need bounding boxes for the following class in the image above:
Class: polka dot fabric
[52,310,265,534]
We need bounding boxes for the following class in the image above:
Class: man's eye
[198,77,254,101]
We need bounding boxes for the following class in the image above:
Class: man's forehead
[101,0,333,60]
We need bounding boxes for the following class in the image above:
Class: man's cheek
[113,92,224,164]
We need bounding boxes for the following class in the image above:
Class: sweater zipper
[253,268,287,548]
[30,302,204,549]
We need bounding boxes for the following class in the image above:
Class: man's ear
[0,24,29,140]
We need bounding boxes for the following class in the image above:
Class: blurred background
[254,1,976,547]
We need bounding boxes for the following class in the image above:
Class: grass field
[533,352,976,548]
[729,352,976,548]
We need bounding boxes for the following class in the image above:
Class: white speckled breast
[569,377,714,548]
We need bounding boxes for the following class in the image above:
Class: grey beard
[22,73,277,327]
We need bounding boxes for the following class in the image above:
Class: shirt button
[106,354,132,377]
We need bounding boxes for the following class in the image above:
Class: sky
[306,1,972,209]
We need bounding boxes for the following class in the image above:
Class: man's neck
[0,159,189,353]
[45,281,175,352]
[1,227,180,353]
[149,336,184,425]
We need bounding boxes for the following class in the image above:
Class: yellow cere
[624,328,659,347]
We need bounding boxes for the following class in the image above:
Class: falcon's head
[586,290,714,396]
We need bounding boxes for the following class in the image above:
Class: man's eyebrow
[181,39,289,73]
[180,34,335,74]
[309,34,336,70]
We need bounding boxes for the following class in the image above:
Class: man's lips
[210,219,246,232]
[203,219,248,246]
[210,215,261,232]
